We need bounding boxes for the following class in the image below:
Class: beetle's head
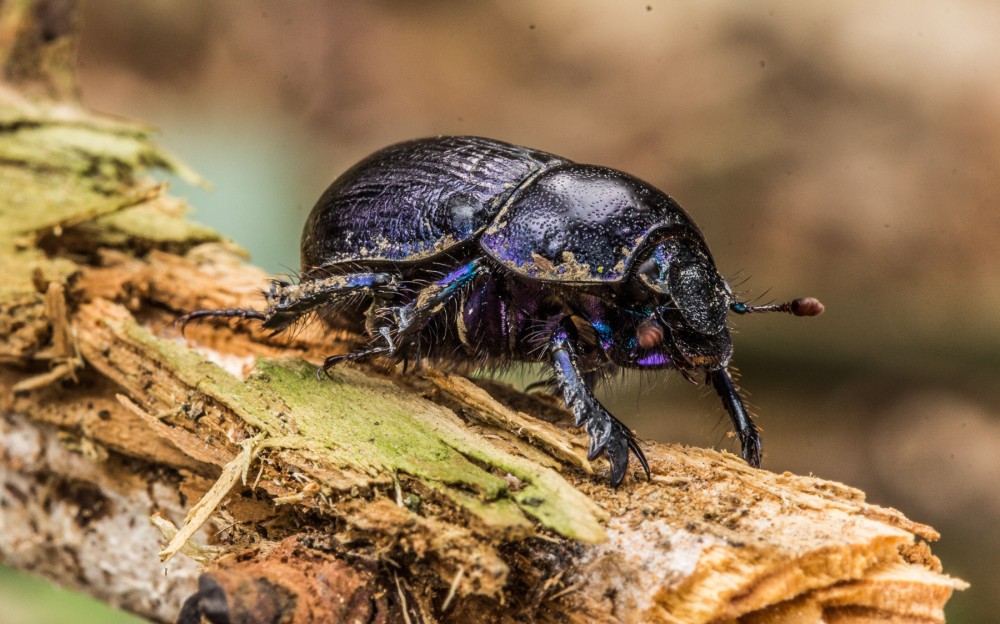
[630,235,732,370]
[633,234,824,370]
[636,236,730,337]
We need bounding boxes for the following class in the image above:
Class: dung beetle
[181,136,823,486]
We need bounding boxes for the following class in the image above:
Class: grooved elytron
[181,136,823,486]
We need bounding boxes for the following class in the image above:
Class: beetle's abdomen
[480,165,699,283]
[301,136,568,271]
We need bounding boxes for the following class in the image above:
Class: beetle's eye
[637,257,659,280]
[637,242,672,290]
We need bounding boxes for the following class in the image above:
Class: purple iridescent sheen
[636,352,671,367]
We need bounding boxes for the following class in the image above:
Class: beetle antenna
[730,297,824,317]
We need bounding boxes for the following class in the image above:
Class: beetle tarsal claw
[584,414,649,487]
[741,430,763,469]
[628,437,652,481]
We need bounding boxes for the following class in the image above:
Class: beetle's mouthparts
[730,297,824,317]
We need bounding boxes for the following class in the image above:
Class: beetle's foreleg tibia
[548,324,650,486]
[708,367,762,468]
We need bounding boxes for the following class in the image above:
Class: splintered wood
[562,452,963,623]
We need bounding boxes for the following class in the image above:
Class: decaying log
[0,2,966,622]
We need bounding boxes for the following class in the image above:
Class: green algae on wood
[110,312,606,543]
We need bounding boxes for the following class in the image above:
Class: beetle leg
[549,326,650,486]
[708,367,762,468]
[177,272,396,334]
[261,272,397,330]
[318,346,391,379]
[176,308,267,335]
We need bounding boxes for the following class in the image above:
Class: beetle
[181,136,823,486]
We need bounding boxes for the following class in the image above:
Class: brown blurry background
[5,1,999,622]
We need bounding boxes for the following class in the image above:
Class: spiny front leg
[708,367,762,468]
[549,325,650,486]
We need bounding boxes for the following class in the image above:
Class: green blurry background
[5,1,998,621]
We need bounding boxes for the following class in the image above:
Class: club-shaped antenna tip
[790,297,824,317]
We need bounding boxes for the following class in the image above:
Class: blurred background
[5,1,998,621]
